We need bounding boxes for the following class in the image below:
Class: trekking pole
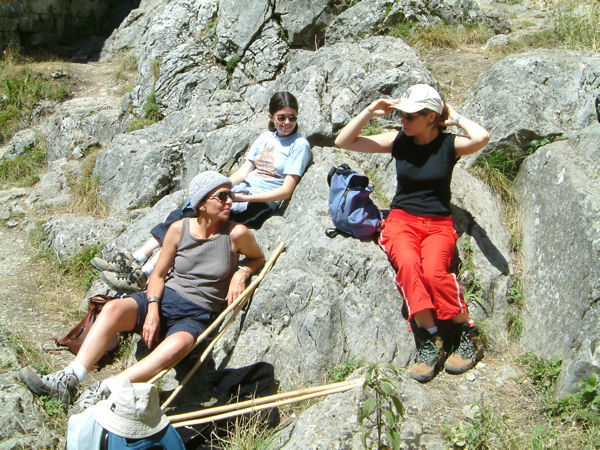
[169,378,363,428]
[168,378,362,423]
[152,242,286,404]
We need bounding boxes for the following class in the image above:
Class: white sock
[132,250,148,265]
[141,251,160,276]
[426,326,439,335]
[67,361,88,382]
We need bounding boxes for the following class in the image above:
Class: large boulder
[515,124,600,397]
[460,50,600,168]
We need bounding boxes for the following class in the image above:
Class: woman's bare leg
[74,297,139,370]
[116,331,195,382]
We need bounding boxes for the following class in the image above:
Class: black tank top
[390,131,457,216]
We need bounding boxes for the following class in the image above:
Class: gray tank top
[165,218,239,312]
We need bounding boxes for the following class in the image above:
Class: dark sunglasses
[275,114,298,123]
[399,112,420,121]
[207,191,235,202]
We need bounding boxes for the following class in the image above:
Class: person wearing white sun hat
[67,378,185,449]
[335,83,490,383]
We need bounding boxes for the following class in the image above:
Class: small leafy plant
[327,358,365,382]
[358,363,404,450]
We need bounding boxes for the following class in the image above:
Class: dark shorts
[229,202,273,229]
[130,287,215,340]
[150,200,274,243]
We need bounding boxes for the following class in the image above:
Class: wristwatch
[148,296,161,305]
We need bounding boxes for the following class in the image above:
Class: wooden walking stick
[170,378,363,428]
[168,379,362,423]
[155,242,286,407]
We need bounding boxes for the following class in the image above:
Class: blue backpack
[326,164,382,241]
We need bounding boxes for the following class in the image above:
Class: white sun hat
[392,84,444,114]
[93,378,170,439]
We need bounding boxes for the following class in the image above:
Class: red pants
[378,209,468,323]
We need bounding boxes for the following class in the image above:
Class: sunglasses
[207,191,235,202]
[274,114,298,123]
[399,112,420,121]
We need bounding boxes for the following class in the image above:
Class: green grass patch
[386,22,493,50]
[113,53,137,82]
[226,55,242,74]
[143,91,163,122]
[443,402,511,449]
[458,238,487,314]
[127,90,164,131]
[5,333,52,370]
[0,142,47,187]
[30,222,102,291]
[360,123,384,136]
[0,66,70,143]
[520,353,600,445]
[327,358,365,382]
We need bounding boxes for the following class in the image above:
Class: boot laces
[415,336,439,365]
[456,329,476,359]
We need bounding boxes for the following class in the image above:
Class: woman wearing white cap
[20,170,265,411]
[335,84,490,382]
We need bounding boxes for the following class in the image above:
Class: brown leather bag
[45,294,120,367]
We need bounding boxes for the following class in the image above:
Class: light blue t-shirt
[237,130,312,210]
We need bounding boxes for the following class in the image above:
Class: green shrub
[226,55,242,73]
[143,91,163,122]
[359,363,404,450]
[386,22,493,49]
[443,402,511,449]
[360,123,384,136]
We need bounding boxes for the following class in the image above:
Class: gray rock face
[0,129,38,160]
[325,0,507,45]
[43,213,130,257]
[94,93,259,210]
[214,0,270,60]
[40,97,122,162]
[244,36,435,144]
[212,153,414,388]
[515,124,600,396]
[461,50,600,145]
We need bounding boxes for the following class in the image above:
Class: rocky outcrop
[459,50,600,169]
[515,124,600,397]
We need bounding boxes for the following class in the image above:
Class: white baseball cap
[392,84,443,114]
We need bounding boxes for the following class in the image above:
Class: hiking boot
[409,328,446,383]
[19,366,79,406]
[100,267,147,293]
[91,250,135,273]
[71,381,111,414]
[444,323,483,374]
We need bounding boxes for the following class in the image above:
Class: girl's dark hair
[421,103,449,132]
[268,91,299,134]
